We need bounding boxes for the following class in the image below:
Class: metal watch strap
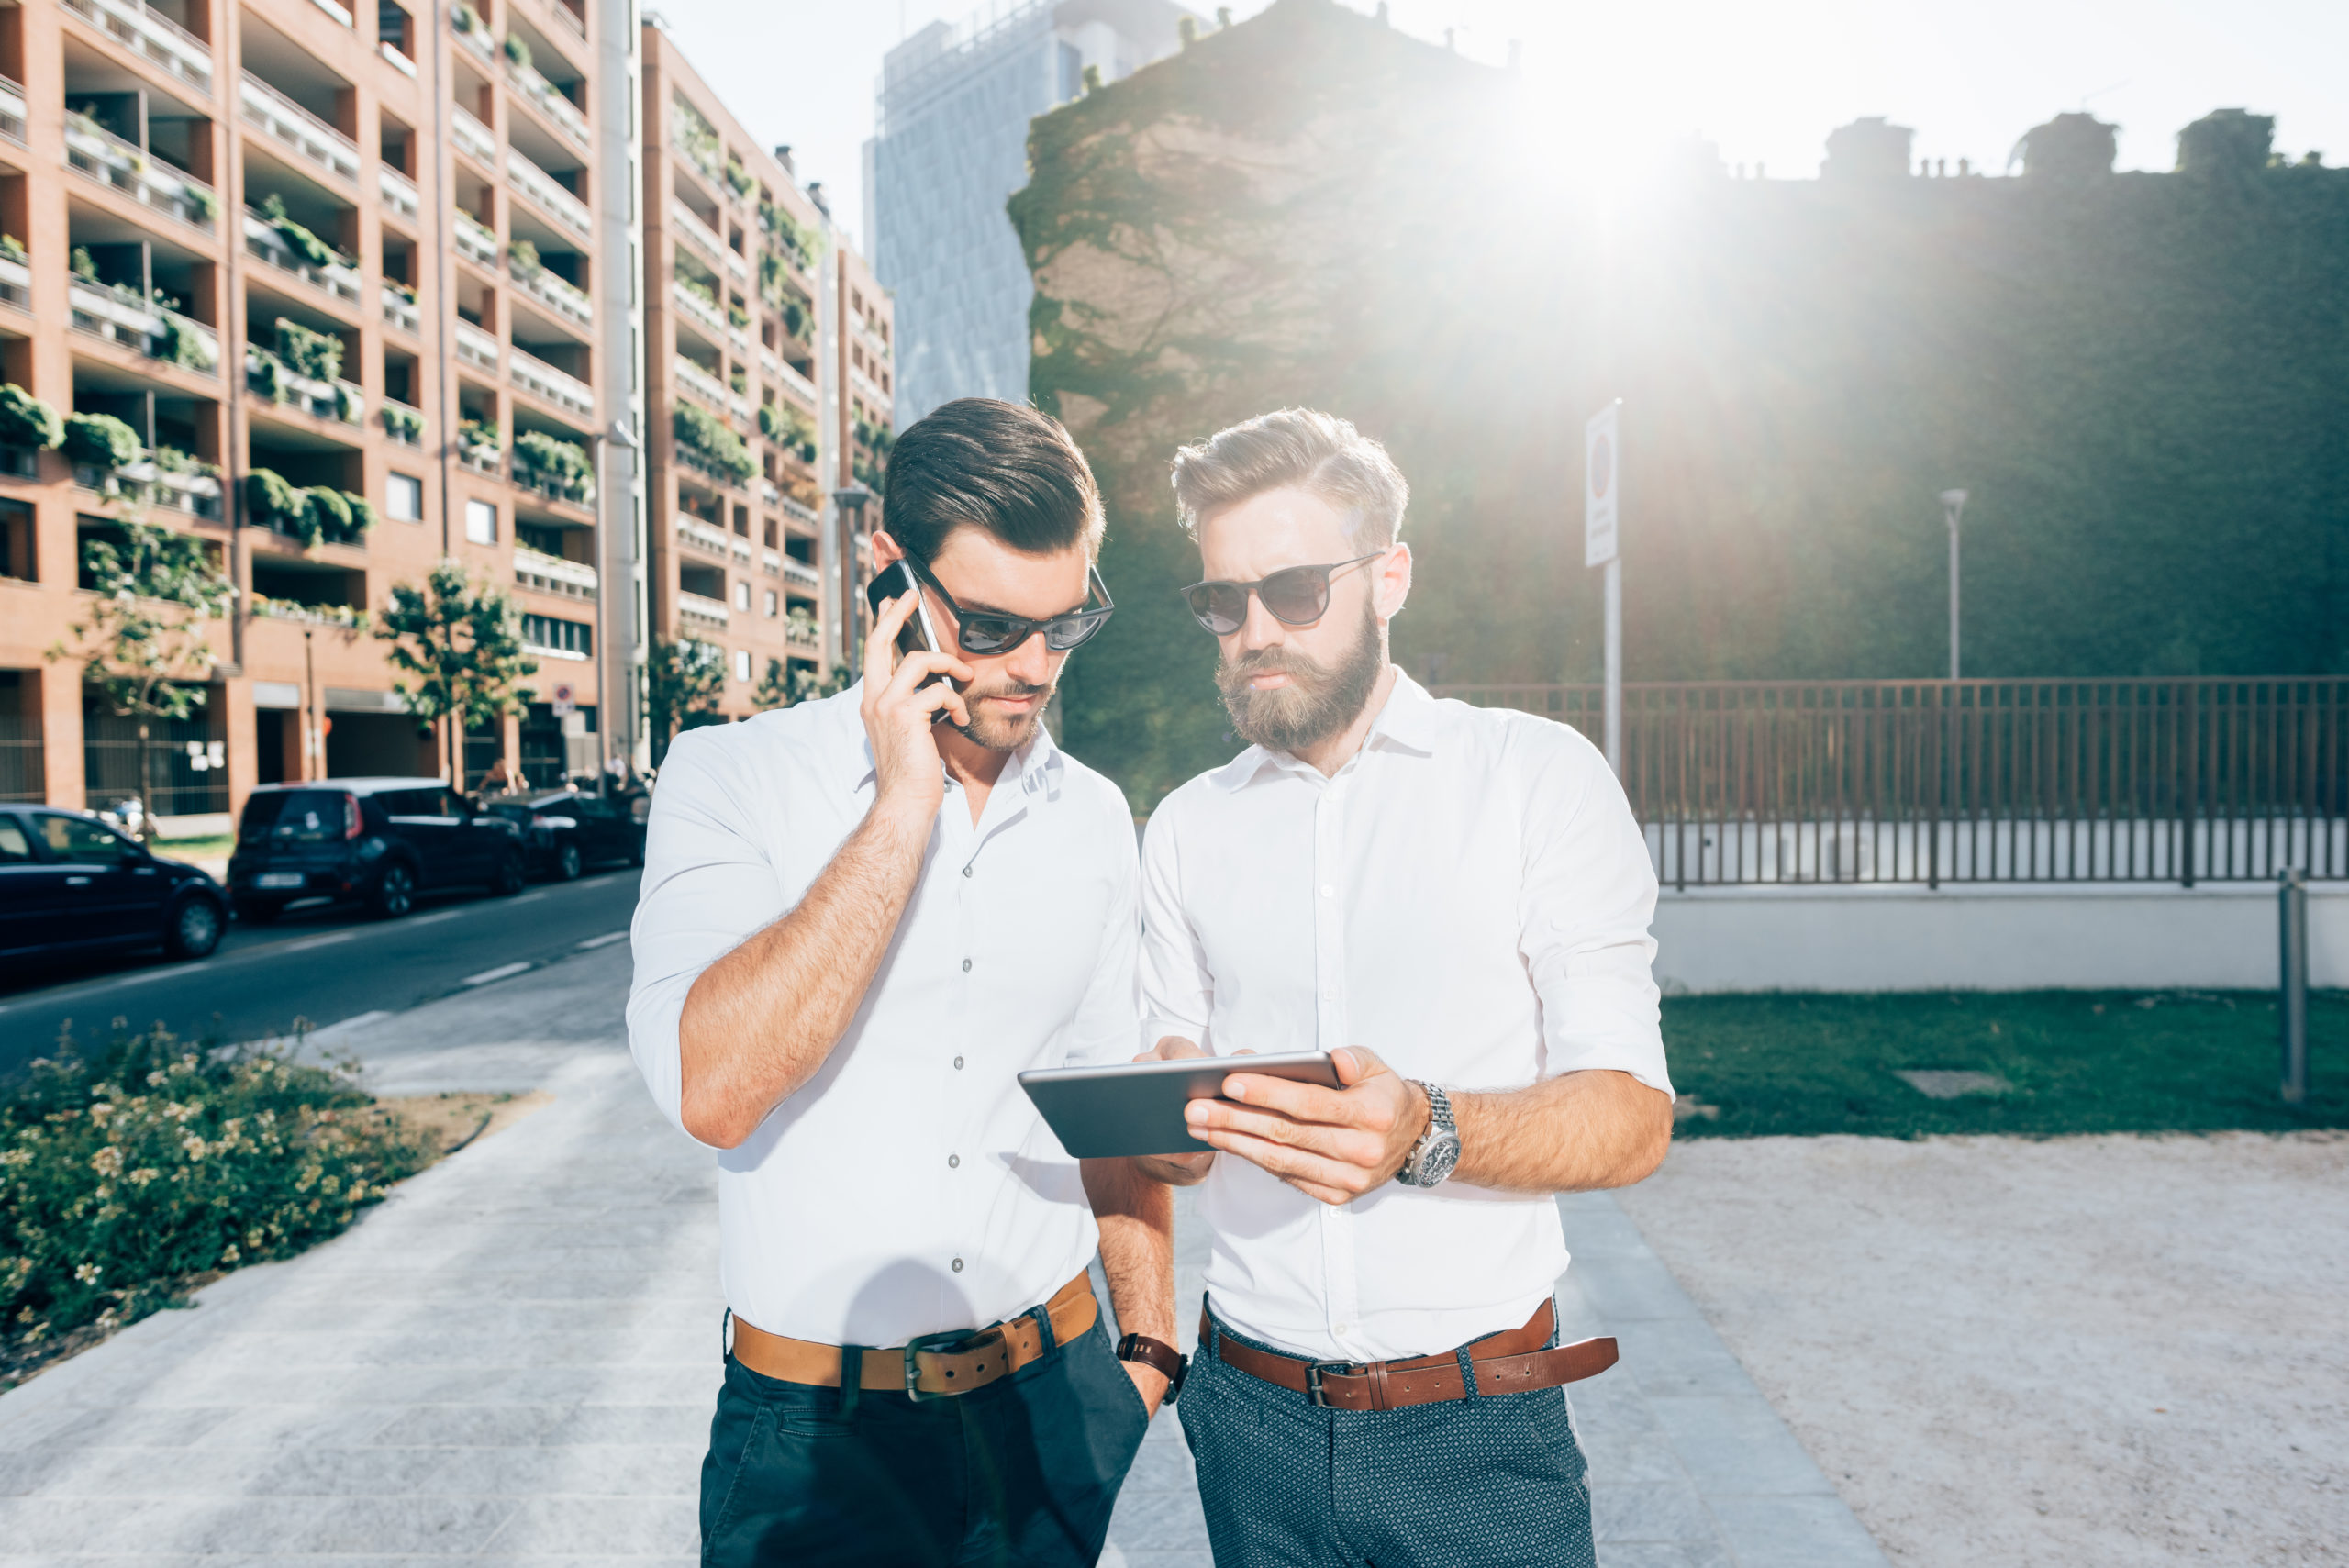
[1400,1081,1455,1185]
[1117,1332,1189,1401]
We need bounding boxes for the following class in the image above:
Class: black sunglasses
[1181,552,1386,637]
[904,554,1116,656]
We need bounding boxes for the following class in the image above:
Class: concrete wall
[1651,881,2349,994]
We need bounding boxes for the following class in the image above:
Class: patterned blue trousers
[1178,1306,1597,1568]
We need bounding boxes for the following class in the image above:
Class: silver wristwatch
[1395,1081,1460,1188]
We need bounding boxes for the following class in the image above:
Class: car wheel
[165,895,225,959]
[236,899,284,925]
[494,853,527,896]
[555,840,583,882]
[372,861,417,919]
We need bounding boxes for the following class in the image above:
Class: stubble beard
[1216,600,1386,755]
[949,674,1058,751]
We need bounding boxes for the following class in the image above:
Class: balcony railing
[782,555,820,590]
[378,164,420,221]
[451,102,496,166]
[507,148,591,237]
[760,548,781,576]
[509,346,594,418]
[548,0,586,39]
[64,280,217,378]
[506,58,589,150]
[382,395,425,444]
[0,255,28,313]
[511,460,595,510]
[310,0,354,27]
[516,543,598,599]
[853,311,892,362]
[673,354,729,409]
[65,117,218,233]
[674,516,731,557]
[453,207,500,269]
[677,590,730,628]
[61,0,213,94]
[674,443,746,491]
[672,278,728,340]
[513,261,594,330]
[73,453,224,519]
[247,345,362,426]
[382,282,420,336]
[244,210,362,304]
[669,199,728,271]
[377,39,417,77]
[771,355,818,409]
[459,439,503,474]
[240,72,359,185]
[451,8,495,64]
[852,363,890,410]
[781,495,819,528]
[785,617,821,650]
[454,318,501,372]
[0,74,25,145]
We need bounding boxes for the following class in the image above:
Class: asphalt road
[0,870,640,1079]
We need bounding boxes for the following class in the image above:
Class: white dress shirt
[628,685,1140,1347]
[1141,673,1673,1363]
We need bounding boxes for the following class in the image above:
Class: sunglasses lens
[1185,583,1248,635]
[1259,566,1331,626]
[959,617,1030,654]
[1045,610,1111,651]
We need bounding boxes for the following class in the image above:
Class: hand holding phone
[864,560,947,674]
[860,564,973,819]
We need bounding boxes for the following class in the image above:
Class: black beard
[1215,600,1384,755]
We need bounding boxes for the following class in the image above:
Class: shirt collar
[1208,668,1441,793]
[841,680,1066,803]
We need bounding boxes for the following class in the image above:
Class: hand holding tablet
[1019,1050,1342,1158]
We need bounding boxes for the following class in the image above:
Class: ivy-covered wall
[1011,0,2349,812]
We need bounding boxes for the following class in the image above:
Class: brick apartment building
[0,0,888,826]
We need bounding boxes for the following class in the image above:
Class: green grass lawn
[154,833,234,862]
[1660,990,2349,1140]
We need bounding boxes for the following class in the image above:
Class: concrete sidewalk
[0,953,1881,1566]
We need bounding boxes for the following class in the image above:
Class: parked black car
[485,789,648,881]
[0,806,228,962]
[228,779,528,923]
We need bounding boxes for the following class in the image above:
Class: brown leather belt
[729,1273,1097,1401]
[1205,1298,1619,1412]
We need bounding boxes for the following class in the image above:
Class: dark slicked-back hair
[1170,408,1409,548]
[880,398,1107,562]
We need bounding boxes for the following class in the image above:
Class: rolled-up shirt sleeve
[1139,799,1214,1052]
[626,728,788,1141]
[1513,722,1674,1097]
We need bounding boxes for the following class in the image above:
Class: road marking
[576,930,630,950]
[462,961,533,987]
[310,1009,392,1043]
[280,931,358,953]
[509,892,548,906]
[406,909,464,927]
[578,875,617,889]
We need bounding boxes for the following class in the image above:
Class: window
[388,473,424,522]
[0,818,29,862]
[466,498,498,544]
[0,499,32,582]
[732,580,750,610]
[763,590,778,618]
[732,648,751,682]
[38,813,133,864]
[381,787,459,818]
[522,613,593,656]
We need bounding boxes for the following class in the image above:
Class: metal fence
[0,715,43,804]
[81,709,228,817]
[1436,679,2349,886]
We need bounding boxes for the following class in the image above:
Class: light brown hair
[1169,408,1409,549]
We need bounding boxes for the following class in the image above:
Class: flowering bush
[0,1028,425,1357]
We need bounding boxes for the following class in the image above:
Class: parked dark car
[228,779,528,923]
[485,789,648,881]
[0,806,228,962]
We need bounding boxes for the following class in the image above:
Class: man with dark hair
[629,398,1178,1566]
[1135,408,1675,1567]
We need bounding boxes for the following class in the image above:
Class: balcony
[782,555,820,591]
[674,515,729,556]
[382,395,425,444]
[0,76,28,145]
[74,451,223,520]
[310,0,354,26]
[451,103,496,167]
[67,276,160,354]
[0,255,28,313]
[516,542,598,600]
[513,261,593,331]
[760,547,780,575]
[677,590,730,629]
[453,207,500,269]
[451,6,496,64]
[378,36,417,76]
[240,72,359,186]
[770,354,818,409]
[250,594,368,629]
[852,363,889,410]
[61,0,213,95]
[507,148,591,238]
[672,354,729,410]
[247,345,362,427]
[244,209,362,305]
[674,443,744,491]
[506,57,588,150]
[459,437,502,474]
[672,278,728,340]
[65,116,218,234]
[382,282,420,336]
[510,346,593,419]
[669,199,728,272]
[378,164,419,222]
[781,494,819,528]
[454,317,501,373]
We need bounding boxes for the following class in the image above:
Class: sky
[648,0,2349,256]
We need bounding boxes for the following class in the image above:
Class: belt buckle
[1304,1360,1351,1409]
[903,1329,988,1403]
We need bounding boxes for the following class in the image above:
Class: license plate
[254,873,306,889]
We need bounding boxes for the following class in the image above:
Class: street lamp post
[831,484,872,669]
[1940,489,1968,681]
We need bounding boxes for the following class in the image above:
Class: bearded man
[1133,408,1675,1568]
[629,398,1177,1566]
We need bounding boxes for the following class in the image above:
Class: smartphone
[864,561,949,683]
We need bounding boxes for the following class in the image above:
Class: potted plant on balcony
[246,466,300,532]
[273,317,343,383]
[515,428,592,502]
[673,403,754,487]
[459,417,503,466]
[382,404,425,443]
[0,235,27,263]
[506,239,542,280]
[0,384,63,456]
[62,412,143,482]
[260,195,343,273]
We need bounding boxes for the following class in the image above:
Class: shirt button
[1320,885,1334,897]
[962,958,973,972]
[962,864,973,878]
[952,1258,964,1273]
[1333,1322,1351,1336]
[953,1055,964,1070]
[948,1153,960,1169]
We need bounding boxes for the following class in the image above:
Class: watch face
[1416,1130,1462,1186]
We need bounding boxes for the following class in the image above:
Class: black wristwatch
[1117,1332,1189,1402]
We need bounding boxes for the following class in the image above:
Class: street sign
[551,683,575,717]
[1584,402,1620,569]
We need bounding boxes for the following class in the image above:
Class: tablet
[1019,1052,1342,1159]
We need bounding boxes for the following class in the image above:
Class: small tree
[374,560,538,787]
[645,636,725,764]
[47,519,233,838]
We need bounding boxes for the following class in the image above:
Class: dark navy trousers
[698,1314,1151,1568]
[1178,1307,1597,1568]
